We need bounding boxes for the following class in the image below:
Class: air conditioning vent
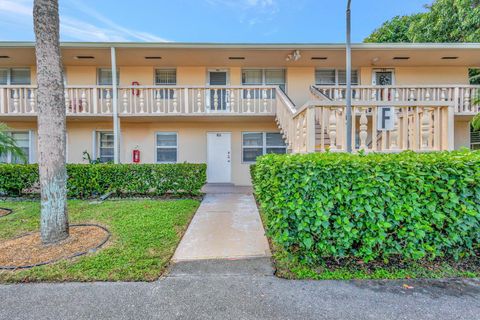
[74,55,95,59]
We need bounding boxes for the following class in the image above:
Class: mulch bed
[0,208,12,217]
[0,224,110,270]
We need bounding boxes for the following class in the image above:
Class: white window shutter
[28,130,35,163]
[91,130,97,160]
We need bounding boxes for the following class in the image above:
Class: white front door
[207,132,231,183]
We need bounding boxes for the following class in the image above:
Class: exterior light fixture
[286,50,301,62]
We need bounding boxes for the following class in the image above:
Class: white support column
[446,105,455,150]
[111,47,120,164]
[306,107,316,153]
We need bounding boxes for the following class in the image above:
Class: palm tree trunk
[33,0,69,244]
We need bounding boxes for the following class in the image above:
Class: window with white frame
[97,131,114,163]
[155,69,176,99]
[315,69,359,85]
[0,68,31,85]
[0,131,31,164]
[156,132,177,163]
[155,69,176,85]
[97,68,120,85]
[242,132,286,163]
[242,69,286,92]
[97,68,120,99]
[1,68,32,100]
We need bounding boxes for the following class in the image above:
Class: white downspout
[111,46,120,164]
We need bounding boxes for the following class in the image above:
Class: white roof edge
[0,42,479,50]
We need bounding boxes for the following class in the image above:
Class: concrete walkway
[1,260,479,320]
[173,186,270,261]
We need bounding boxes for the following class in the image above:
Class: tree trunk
[33,0,69,244]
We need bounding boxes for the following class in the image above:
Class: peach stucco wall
[3,119,279,186]
[359,67,469,85]
[119,120,278,185]
[62,65,470,105]
[286,67,315,106]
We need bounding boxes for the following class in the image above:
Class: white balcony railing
[0,85,278,116]
[312,85,480,114]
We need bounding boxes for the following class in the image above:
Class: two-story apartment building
[0,42,479,185]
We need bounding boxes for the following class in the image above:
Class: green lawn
[257,208,479,280]
[0,199,199,282]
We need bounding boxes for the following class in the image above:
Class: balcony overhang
[0,42,479,67]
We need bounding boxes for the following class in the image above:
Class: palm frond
[0,123,27,163]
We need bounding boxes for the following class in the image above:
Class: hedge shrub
[0,163,206,198]
[252,151,480,263]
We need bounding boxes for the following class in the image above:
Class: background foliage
[365,0,480,85]
[365,0,480,43]
[0,163,206,198]
[252,151,480,264]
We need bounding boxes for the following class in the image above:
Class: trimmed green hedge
[0,163,206,198]
[252,151,480,263]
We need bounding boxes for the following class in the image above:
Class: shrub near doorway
[0,163,206,198]
[252,151,480,279]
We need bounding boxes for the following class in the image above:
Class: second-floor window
[0,68,31,85]
[155,69,176,85]
[242,69,286,92]
[315,69,359,86]
[155,69,177,99]
[97,68,120,85]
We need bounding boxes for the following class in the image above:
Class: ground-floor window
[0,131,31,164]
[156,132,178,163]
[471,130,480,150]
[242,132,286,163]
[97,131,114,163]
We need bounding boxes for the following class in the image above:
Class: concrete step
[168,258,274,277]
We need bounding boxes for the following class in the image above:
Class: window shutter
[28,130,35,163]
[92,130,97,160]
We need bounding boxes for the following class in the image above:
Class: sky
[0,0,430,43]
